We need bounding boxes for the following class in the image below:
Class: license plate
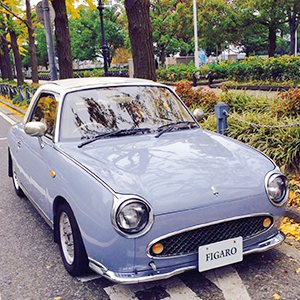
[198,237,243,272]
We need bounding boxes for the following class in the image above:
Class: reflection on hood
[58,128,275,214]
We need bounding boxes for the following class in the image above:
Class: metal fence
[213,102,300,134]
[0,83,36,104]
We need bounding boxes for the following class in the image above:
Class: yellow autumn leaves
[280,175,300,242]
[280,217,300,242]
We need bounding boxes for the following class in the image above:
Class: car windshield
[59,85,196,141]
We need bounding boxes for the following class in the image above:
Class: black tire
[11,163,24,197]
[57,203,89,276]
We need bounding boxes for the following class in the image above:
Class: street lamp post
[295,28,298,56]
[42,0,58,80]
[97,0,109,76]
[193,0,199,68]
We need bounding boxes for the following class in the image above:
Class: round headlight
[266,173,288,204]
[116,200,150,234]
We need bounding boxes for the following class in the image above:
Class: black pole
[97,0,109,77]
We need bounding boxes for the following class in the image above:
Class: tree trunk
[26,0,39,83]
[289,17,298,55]
[0,22,13,81]
[51,0,74,79]
[280,29,284,56]
[0,40,13,80]
[159,44,166,67]
[268,26,277,57]
[8,25,24,86]
[0,51,8,80]
[125,0,156,81]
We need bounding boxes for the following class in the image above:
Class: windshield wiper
[78,128,151,148]
[155,121,196,138]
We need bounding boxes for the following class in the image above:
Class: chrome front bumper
[88,230,285,284]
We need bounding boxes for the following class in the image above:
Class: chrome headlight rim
[265,170,288,206]
[111,194,154,238]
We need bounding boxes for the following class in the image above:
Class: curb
[163,82,297,92]
[285,206,300,223]
[0,98,26,115]
[209,84,296,92]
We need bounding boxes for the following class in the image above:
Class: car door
[17,92,59,220]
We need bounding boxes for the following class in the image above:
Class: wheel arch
[8,148,13,177]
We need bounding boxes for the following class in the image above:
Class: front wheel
[11,163,24,197]
[57,203,89,276]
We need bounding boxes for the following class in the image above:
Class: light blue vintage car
[8,77,288,283]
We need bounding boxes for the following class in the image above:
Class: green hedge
[157,55,300,85]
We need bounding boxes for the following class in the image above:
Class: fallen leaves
[273,293,281,299]
[280,217,300,242]
[280,175,300,242]
[287,175,300,211]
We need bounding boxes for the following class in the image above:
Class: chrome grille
[149,215,273,258]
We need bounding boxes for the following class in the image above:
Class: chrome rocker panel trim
[88,230,285,284]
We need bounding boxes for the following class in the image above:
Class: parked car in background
[8,77,288,283]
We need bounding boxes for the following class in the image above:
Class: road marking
[0,137,7,141]
[76,273,101,283]
[0,110,16,125]
[204,266,251,300]
[104,276,202,300]
[104,284,138,300]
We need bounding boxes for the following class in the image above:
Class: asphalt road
[0,103,300,300]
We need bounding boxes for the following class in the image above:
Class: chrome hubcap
[13,172,20,190]
[59,212,74,265]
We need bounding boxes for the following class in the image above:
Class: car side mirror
[193,108,205,122]
[24,121,47,137]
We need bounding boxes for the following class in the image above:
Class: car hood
[58,128,275,215]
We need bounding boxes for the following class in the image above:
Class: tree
[173,1,194,56]
[150,0,178,66]
[69,9,99,63]
[0,0,39,82]
[237,0,287,57]
[35,26,49,68]
[0,37,13,81]
[197,0,243,54]
[111,47,132,66]
[0,15,13,81]
[284,0,300,55]
[51,0,73,79]
[125,0,156,81]
[69,5,126,65]
[7,15,25,86]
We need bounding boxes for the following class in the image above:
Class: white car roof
[38,77,165,94]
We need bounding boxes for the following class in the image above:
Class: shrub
[157,62,198,82]
[158,55,300,84]
[273,88,300,117]
[175,81,218,112]
[221,90,273,114]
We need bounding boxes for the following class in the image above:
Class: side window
[30,93,58,140]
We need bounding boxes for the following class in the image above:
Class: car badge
[211,186,219,196]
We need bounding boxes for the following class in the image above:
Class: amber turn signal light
[152,243,164,255]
